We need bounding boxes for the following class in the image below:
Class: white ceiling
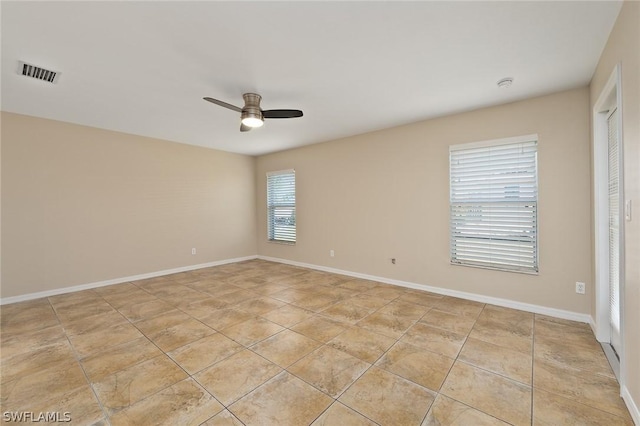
[1,1,622,156]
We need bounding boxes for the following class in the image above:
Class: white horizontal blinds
[267,170,296,243]
[608,109,620,337]
[450,138,538,273]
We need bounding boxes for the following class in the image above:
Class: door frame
[592,64,625,384]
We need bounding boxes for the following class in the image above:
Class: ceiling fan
[203,93,303,132]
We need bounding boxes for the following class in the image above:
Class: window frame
[266,169,296,244]
[449,135,539,274]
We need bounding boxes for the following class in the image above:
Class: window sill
[450,261,538,276]
[267,240,296,246]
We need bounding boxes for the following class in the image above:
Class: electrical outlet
[330,250,334,257]
[576,282,585,294]
[191,248,196,255]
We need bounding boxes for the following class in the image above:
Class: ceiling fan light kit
[240,93,265,128]
[241,113,264,128]
[204,92,303,132]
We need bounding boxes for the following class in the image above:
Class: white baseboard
[622,386,640,426]
[0,255,258,305]
[4,253,592,323]
[258,255,592,323]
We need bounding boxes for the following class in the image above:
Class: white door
[607,107,622,356]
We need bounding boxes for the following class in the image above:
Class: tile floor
[0,259,634,425]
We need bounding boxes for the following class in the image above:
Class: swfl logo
[2,412,71,422]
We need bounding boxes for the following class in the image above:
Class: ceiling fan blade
[203,97,242,113]
[240,123,252,132]
[262,109,303,119]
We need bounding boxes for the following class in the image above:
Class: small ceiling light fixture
[497,77,514,88]
[240,111,264,128]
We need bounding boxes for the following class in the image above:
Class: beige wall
[257,87,592,314]
[1,112,257,298]
[590,0,640,415]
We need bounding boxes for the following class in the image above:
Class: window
[449,136,538,273]
[267,169,296,243]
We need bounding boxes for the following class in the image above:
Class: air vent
[18,61,60,84]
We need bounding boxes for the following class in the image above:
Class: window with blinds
[449,136,538,273]
[267,169,296,243]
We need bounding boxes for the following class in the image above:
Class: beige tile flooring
[0,259,634,425]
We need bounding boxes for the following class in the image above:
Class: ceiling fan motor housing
[241,93,263,122]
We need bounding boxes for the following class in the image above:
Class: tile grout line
[46,296,113,426]
[217,280,406,424]
[151,276,303,419]
[426,303,539,425]
[310,297,436,424]
[282,292,486,424]
[94,286,192,422]
[137,285,261,418]
[100,269,276,422]
[93,282,228,423]
[291,280,395,425]
[420,303,480,425]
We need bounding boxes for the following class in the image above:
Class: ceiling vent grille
[18,61,60,84]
